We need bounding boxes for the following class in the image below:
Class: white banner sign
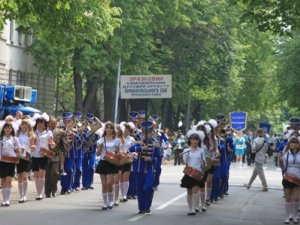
[120,75,172,99]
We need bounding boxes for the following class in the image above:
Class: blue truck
[0,84,41,119]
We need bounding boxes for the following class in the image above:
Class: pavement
[0,156,285,225]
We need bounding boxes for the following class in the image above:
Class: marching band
[1,110,299,224]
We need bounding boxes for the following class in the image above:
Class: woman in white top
[119,122,135,202]
[32,116,55,200]
[96,121,120,210]
[0,122,21,206]
[16,119,36,203]
[180,130,205,216]
[281,137,300,224]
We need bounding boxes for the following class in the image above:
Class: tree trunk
[103,77,114,121]
[162,99,173,130]
[73,48,83,111]
[82,76,99,114]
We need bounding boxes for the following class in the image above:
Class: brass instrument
[83,116,102,152]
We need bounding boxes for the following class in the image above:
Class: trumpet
[83,117,102,152]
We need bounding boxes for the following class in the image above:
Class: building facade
[0,20,55,114]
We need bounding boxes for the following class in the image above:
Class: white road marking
[128,214,146,222]
[156,192,187,210]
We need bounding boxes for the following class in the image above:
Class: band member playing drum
[0,122,21,206]
[96,121,120,210]
[16,119,36,203]
[281,137,300,224]
[32,114,56,200]
[180,130,205,216]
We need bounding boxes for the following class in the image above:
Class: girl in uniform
[281,137,300,224]
[96,121,120,210]
[119,122,135,202]
[180,130,205,215]
[16,119,36,203]
[32,115,55,200]
[0,122,21,206]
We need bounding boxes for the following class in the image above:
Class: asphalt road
[0,157,284,225]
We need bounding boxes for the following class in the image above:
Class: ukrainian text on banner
[229,111,247,132]
[120,75,172,99]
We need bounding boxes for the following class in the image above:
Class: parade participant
[281,137,300,224]
[82,113,101,190]
[173,129,186,166]
[0,122,21,206]
[127,111,141,200]
[96,121,120,210]
[72,111,84,191]
[119,122,135,202]
[129,120,160,214]
[180,130,205,215]
[113,124,123,206]
[32,113,55,200]
[151,114,168,190]
[234,131,246,168]
[244,128,269,192]
[45,116,65,198]
[223,127,234,195]
[60,112,82,194]
[16,119,36,203]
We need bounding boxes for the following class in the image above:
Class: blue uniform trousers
[82,152,96,188]
[136,173,155,211]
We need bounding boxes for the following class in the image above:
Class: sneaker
[202,206,207,212]
[284,218,290,224]
[195,208,200,213]
[243,183,250,189]
[260,188,269,192]
[187,212,196,216]
[206,199,211,206]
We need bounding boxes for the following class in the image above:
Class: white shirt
[283,150,300,178]
[97,137,120,160]
[0,135,21,158]
[182,147,205,171]
[32,130,53,158]
[252,136,268,164]
[18,132,32,158]
[120,135,135,153]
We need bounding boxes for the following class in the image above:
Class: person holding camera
[244,128,269,192]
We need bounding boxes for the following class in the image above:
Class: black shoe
[36,197,43,200]
[187,212,196,216]
[223,192,229,196]
[114,202,119,206]
[108,206,113,209]
[81,187,88,190]
[127,196,132,199]
[145,209,152,214]
[195,208,200,213]
[102,206,108,210]
[52,193,57,197]
[132,196,136,199]
[138,210,145,214]
[60,191,66,195]
[19,200,24,203]
[45,195,51,198]
[88,186,94,190]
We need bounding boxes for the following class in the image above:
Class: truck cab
[0,84,41,119]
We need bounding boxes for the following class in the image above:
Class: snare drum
[1,155,20,164]
[104,151,122,166]
[40,147,56,158]
[183,165,203,181]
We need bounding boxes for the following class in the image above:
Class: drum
[284,175,300,186]
[40,147,56,158]
[183,165,203,181]
[1,155,20,164]
[119,153,133,165]
[104,151,122,166]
